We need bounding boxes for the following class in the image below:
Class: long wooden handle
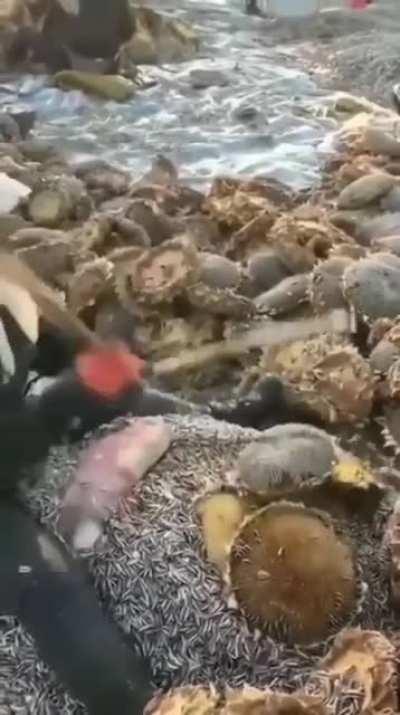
[153,309,351,376]
[0,252,98,347]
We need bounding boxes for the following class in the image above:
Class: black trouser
[0,500,152,715]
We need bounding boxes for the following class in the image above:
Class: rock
[18,139,59,163]
[74,159,131,198]
[53,72,136,102]
[121,7,198,65]
[6,107,36,138]
[337,173,395,210]
[233,105,259,121]
[125,199,174,245]
[112,217,151,248]
[27,176,90,228]
[0,172,30,214]
[134,155,178,188]
[189,69,229,89]
[0,154,38,187]
[0,113,20,142]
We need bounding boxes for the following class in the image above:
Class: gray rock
[189,69,230,89]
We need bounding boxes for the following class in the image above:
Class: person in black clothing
[0,296,153,714]
[0,253,323,712]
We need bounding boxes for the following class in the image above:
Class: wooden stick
[153,309,351,376]
[0,252,98,347]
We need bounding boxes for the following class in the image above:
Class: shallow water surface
[0,0,339,189]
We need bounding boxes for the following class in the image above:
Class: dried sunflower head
[343,253,400,323]
[304,629,398,715]
[226,501,360,645]
[331,458,376,491]
[119,239,200,308]
[197,491,250,572]
[145,686,219,715]
[235,424,338,498]
[222,688,327,715]
[263,337,374,425]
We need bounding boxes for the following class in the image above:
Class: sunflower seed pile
[0,415,396,714]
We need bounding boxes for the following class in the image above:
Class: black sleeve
[38,370,206,442]
[0,400,51,490]
[0,500,153,715]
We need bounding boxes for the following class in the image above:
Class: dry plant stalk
[153,309,351,376]
[0,251,98,346]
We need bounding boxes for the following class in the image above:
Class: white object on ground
[0,173,31,214]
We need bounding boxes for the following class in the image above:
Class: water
[0,0,340,190]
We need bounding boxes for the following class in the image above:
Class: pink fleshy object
[347,0,368,8]
[58,417,172,551]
